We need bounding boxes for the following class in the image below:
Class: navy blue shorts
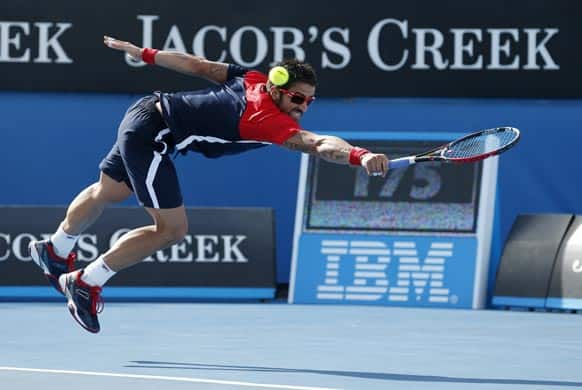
[99,95,183,209]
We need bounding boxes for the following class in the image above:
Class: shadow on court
[125,361,582,387]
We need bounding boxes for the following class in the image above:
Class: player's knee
[165,223,188,245]
[160,218,188,245]
[150,206,188,245]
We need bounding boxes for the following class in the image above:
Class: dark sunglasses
[278,88,316,106]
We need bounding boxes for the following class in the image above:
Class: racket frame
[389,127,520,168]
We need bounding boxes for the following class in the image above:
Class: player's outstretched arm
[282,130,389,177]
[103,35,229,84]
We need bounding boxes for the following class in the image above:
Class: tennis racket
[388,126,520,169]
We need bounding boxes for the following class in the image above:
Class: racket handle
[388,157,415,169]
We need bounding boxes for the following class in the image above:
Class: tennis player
[28,36,389,333]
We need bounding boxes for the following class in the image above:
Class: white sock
[50,226,79,258]
[81,256,116,287]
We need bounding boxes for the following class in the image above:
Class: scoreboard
[289,132,499,309]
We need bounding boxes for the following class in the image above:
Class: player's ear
[267,83,280,100]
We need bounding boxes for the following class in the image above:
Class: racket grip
[388,157,415,169]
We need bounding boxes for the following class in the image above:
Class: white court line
[0,366,341,390]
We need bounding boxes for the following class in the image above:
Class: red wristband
[349,147,371,166]
[141,48,159,64]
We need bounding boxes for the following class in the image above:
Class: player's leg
[94,205,188,272]
[95,108,186,271]
[59,205,187,333]
[59,94,183,333]
[61,171,132,236]
[29,152,133,293]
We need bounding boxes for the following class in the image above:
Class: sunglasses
[278,88,316,106]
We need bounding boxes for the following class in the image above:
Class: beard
[275,95,302,122]
[289,109,303,122]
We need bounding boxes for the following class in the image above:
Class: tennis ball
[268,66,289,86]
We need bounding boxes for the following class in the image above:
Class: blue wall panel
[2,92,582,298]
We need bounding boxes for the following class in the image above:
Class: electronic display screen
[304,139,482,233]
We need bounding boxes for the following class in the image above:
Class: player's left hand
[103,35,141,61]
[361,153,389,177]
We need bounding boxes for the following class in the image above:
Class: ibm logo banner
[291,234,478,308]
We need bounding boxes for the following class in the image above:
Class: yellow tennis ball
[269,66,289,86]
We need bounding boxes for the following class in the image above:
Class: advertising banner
[0,206,276,300]
[290,132,499,308]
[1,0,580,97]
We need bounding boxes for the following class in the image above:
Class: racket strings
[446,130,517,159]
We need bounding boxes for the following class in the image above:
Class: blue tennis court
[2,2,582,390]
[2,302,581,389]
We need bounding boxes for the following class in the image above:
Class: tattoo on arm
[319,148,351,164]
[209,64,226,76]
[202,63,228,84]
[283,134,317,154]
[283,133,353,164]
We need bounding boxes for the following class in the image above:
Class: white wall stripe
[316,293,343,300]
[429,296,449,303]
[425,258,445,264]
[345,294,382,300]
[349,241,387,248]
[322,240,348,247]
[349,249,390,255]
[317,286,344,292]
[394,242,415,248]
[321,248,347,255]
[411,272,429,279]
[354,271,386,278]
[346,286,388,293]
[393,249,417,256]
[388,295,408,301]
[422,265,444,272]
[430,242,453,249]
[428,250,453,257]
[430,288,450,295]
[288,153,309,304]
[355,264,387,271]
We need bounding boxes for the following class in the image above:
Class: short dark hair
[268,59,317,89]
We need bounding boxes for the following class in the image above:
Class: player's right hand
[361,153,389,177]
[103,36,141,61]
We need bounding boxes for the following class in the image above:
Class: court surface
[1,302,581,390]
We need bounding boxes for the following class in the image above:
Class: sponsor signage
[292,234,477,307]
[0,206,276,300]
[289,133,499,308]
[0,0,580,97]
